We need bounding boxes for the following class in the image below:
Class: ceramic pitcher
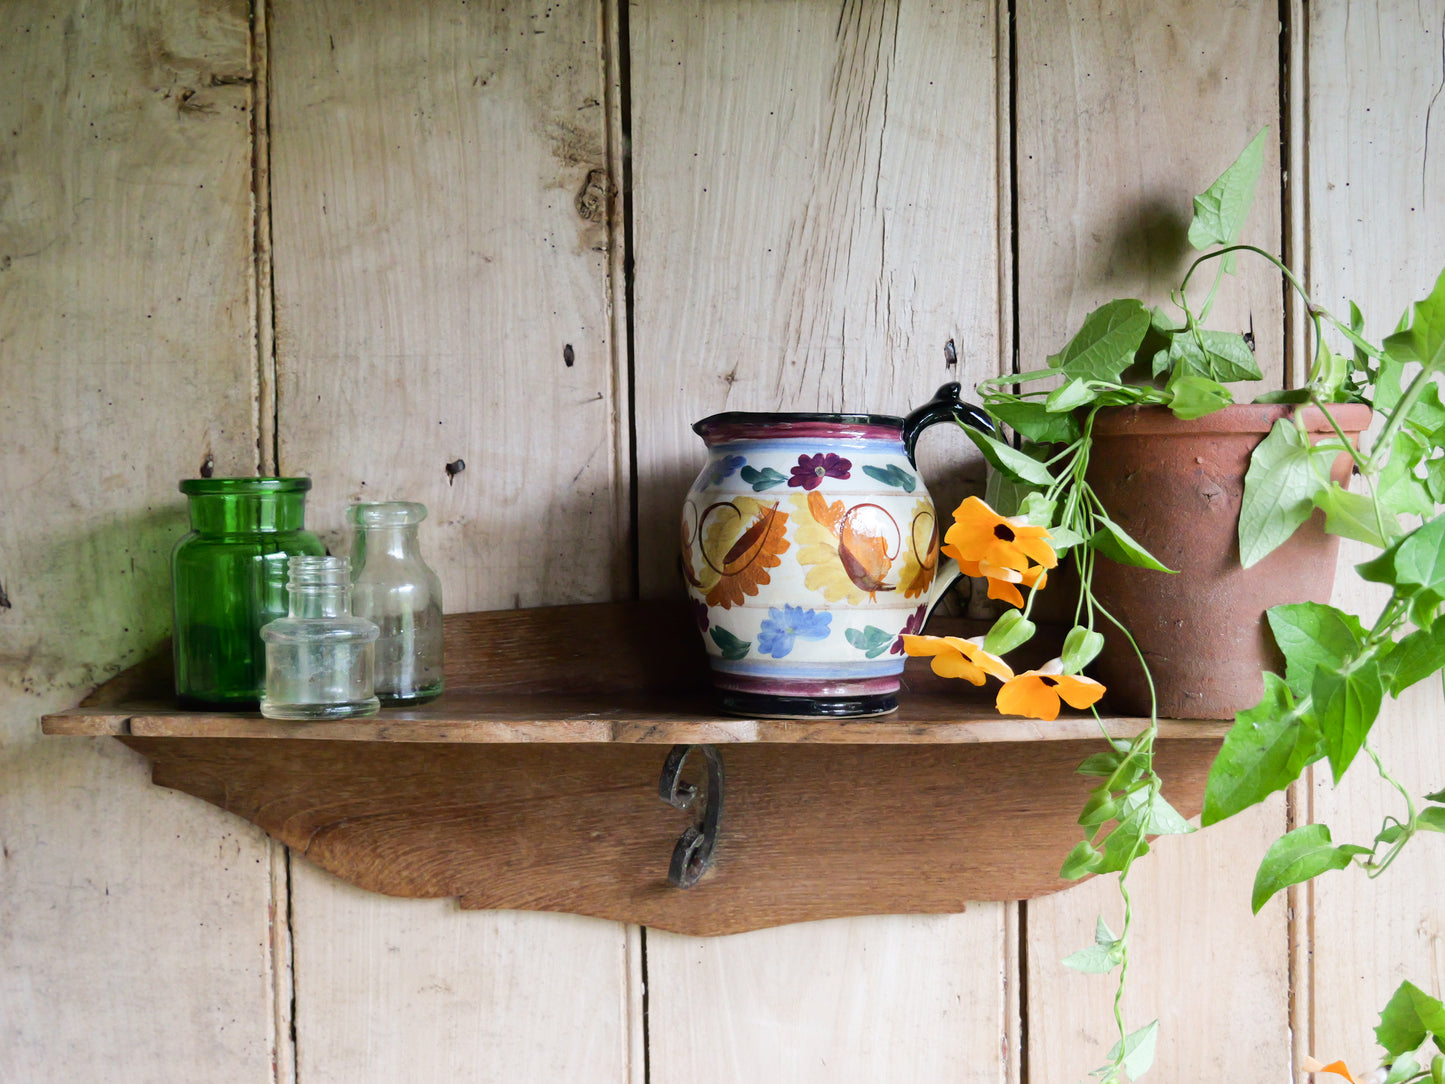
[681,382,992,718]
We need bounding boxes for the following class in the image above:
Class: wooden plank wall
[2,0,1440,1080]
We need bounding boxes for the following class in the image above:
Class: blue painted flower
[706,454,747,486]
[757,605,832,658]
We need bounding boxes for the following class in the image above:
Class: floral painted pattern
[705,454,747,486]
[685,497,792,609]
[757,605,832,658]
[792,491,899,603]
[891,603,928,654]
[788,453,852,491]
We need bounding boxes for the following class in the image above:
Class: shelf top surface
[43,690,1229,744]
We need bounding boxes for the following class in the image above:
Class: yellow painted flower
[902,634,1014,686]
[942,496,1057,574]
[996,659,1105,721]
[957,557,1048,609]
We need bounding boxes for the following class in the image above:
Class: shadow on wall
[0,503,186,738]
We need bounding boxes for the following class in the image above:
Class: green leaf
[1062,626,1106,674]
[1311,339,1351,400]
[1253,387,1314,405]
[1417,807,1445,834]
[1202,673,1320,824]
[1042,379,1100,414]
[1385,1053,1423,1084]
[1382,264,1445,374]
[1378,431,1435,519]
[1188,127,1269,261]
[983,470,1040,519]
[1265,602,1365,700]
[1426,787,1445,802]
[1143,793,1196,836]
[1313,483,1400,547]
[1312,659,1384,783]
[709,626,751,661]
[1096,803,1151,873]
[1250,823,1370,913]
[984,398,1082,444]
[1079,789,1119,827]
[844,625,896,659]
[1238,419,1334,568]
[860,464,917,492]
[1048,299,1153,383]
[1061,839,1103,879]
[1077,751,1126,778]
[1088,517,1177,573]
[739,465,786,491]
[1195,329,1264,381]
[1062,942,1123,974]
[1098,1021,1160,1081]
[961,425,1058,487]
[984,610,1036,656]
[1166,373,1233,420]
[1063,918,1124,974]
[1381,622,1445,696]
[1359,513,1445,594]
[1376,980,1445,1058]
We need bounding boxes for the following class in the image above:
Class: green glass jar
[172,478,325,707]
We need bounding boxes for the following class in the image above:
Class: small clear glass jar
[347,501,444,704]
[260,556,380,720]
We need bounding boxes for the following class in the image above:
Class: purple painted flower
[691,598,710,633]
[706,454,747,486]
[757,605,832,659]
[891,603,929,654]
[787,453,852,491]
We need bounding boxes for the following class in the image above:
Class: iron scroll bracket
[658,743,724,888]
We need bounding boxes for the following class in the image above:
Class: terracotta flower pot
[1084,402,1373,719]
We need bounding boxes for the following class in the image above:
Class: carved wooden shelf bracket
[42,602,1228,936]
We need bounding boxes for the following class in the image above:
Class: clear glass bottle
[172,478,325,708]
[260,556,380,720]
[347,502,444,704]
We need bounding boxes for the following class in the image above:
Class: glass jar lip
[347,501,428,526]
[180,477,313,495]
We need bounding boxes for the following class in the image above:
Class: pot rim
[1091,401,1373,437]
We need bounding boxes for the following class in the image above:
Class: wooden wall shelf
[42,602,1228,936]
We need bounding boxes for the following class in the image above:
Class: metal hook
[658,744,724,888]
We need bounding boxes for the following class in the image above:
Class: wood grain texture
[268,0,627,609]
[264,3,633,1079]
[1013,1,1292,1076]
[628,1,1008,1073]
[0,2,282,1080]
[647,911,1014,1084]
[1304,0,1445,1069]
[630,0,1001,598]
[120,734,1222,936]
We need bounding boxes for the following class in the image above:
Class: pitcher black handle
[901,382,996,467]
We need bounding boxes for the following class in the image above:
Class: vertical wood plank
[1305,0,1445,1069]
[632,3,1013,1080]
[631,0,1002,597]
[648,913,1015,1083]
[0,1,279,1078]
[266,2,634,1080]
[1013,1,1292,1076]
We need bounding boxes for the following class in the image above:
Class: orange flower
[1300,1057,1358,1083]
[942,496,1057,574]
[996,659,1105,720]
[903,634,1015,686]
[957,557,1049,609]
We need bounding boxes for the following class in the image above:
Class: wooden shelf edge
[42,601,1233,934]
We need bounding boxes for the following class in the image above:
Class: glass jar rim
[347,501,428,526]
[180,477,313,495]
